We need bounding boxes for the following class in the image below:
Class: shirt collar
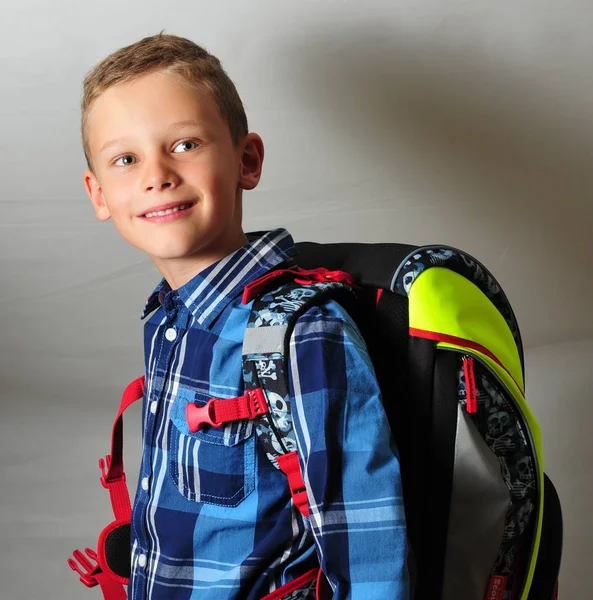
[141,228,297,327]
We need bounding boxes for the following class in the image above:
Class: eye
[113,155,136,167]
[173,140,199,153]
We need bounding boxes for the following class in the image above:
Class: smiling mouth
[142,202,195,218]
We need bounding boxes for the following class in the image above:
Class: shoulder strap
[68,376,145,599]
[241,275,355,517]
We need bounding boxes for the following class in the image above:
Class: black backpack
[69,239,562,600]
[291,240,563,600]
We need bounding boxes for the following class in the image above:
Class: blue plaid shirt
[130,229,409,599]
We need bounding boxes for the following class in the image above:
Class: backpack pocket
[439,347,540,600]
[167,389,256,506]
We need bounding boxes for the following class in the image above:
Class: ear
[238,133,264,191]
[83,170,111,221]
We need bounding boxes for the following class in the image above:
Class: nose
[143,157,181,192]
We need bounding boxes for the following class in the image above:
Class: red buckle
[186,388,270,433]
[186,399,221,433]
[68,547,128,598]
[293,267,355,287]
[68,548,101,588]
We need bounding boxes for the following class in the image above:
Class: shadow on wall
[271,23,593,347]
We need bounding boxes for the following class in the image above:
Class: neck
[152,229,249,290]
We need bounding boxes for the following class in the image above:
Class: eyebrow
[98,120,203,154]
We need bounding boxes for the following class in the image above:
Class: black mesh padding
[295,241,417,292]
[366,292,410,438]
[105,523,131,579]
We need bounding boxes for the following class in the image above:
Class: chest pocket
[168,388,256,507]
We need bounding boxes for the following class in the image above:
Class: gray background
[1,0,592,598]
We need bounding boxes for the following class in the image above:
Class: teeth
[145,203,191,218]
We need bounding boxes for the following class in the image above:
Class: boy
[82,33,409,599]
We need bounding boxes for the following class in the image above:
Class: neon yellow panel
[409,268,524,392]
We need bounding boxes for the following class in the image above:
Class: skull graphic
[287,288,316,302]
[402,263,425,294]
[515,456,533,482]
[426,248,454,265]
[256,360,277,381]
[268,391,292,432]
[487,411,510,438]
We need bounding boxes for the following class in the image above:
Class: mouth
[140,200,196,222]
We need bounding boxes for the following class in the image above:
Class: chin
[139,237,196,258]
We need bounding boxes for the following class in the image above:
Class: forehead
[86,71,224,154]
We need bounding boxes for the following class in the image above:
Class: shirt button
[138,554,147,568]
[141,477,149,491]
[165,328,177,341]
[150,401,158,414]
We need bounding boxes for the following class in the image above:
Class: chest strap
[185,388,308,518]
[186,387,269,433]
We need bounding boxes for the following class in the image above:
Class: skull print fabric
[393,246,522,351]
[243,281,353,467]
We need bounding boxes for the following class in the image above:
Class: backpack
[68,239,563,600]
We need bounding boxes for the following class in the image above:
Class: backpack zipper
[463,357,478,414]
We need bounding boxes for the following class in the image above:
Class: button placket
[134,304,188,595]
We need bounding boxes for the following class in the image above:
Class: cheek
[102,187,135,217]
[200,151,239,192]
[200,164,233,191]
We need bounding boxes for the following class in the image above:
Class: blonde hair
[81,32,248,171]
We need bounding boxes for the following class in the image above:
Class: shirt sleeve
[288,299,410,599]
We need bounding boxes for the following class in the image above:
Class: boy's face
[83,70,262,275]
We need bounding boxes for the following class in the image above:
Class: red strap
[276,451,310,518]
[186,388,269,433]
[69,378,144,598]
[242,267,355,304]
[409,327,525,396]
[316,569,332,599]
[259,568,319,600]
[94,573,127,600]
[99,376,145,521]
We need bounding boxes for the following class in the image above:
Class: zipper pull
[463,357,478,414]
